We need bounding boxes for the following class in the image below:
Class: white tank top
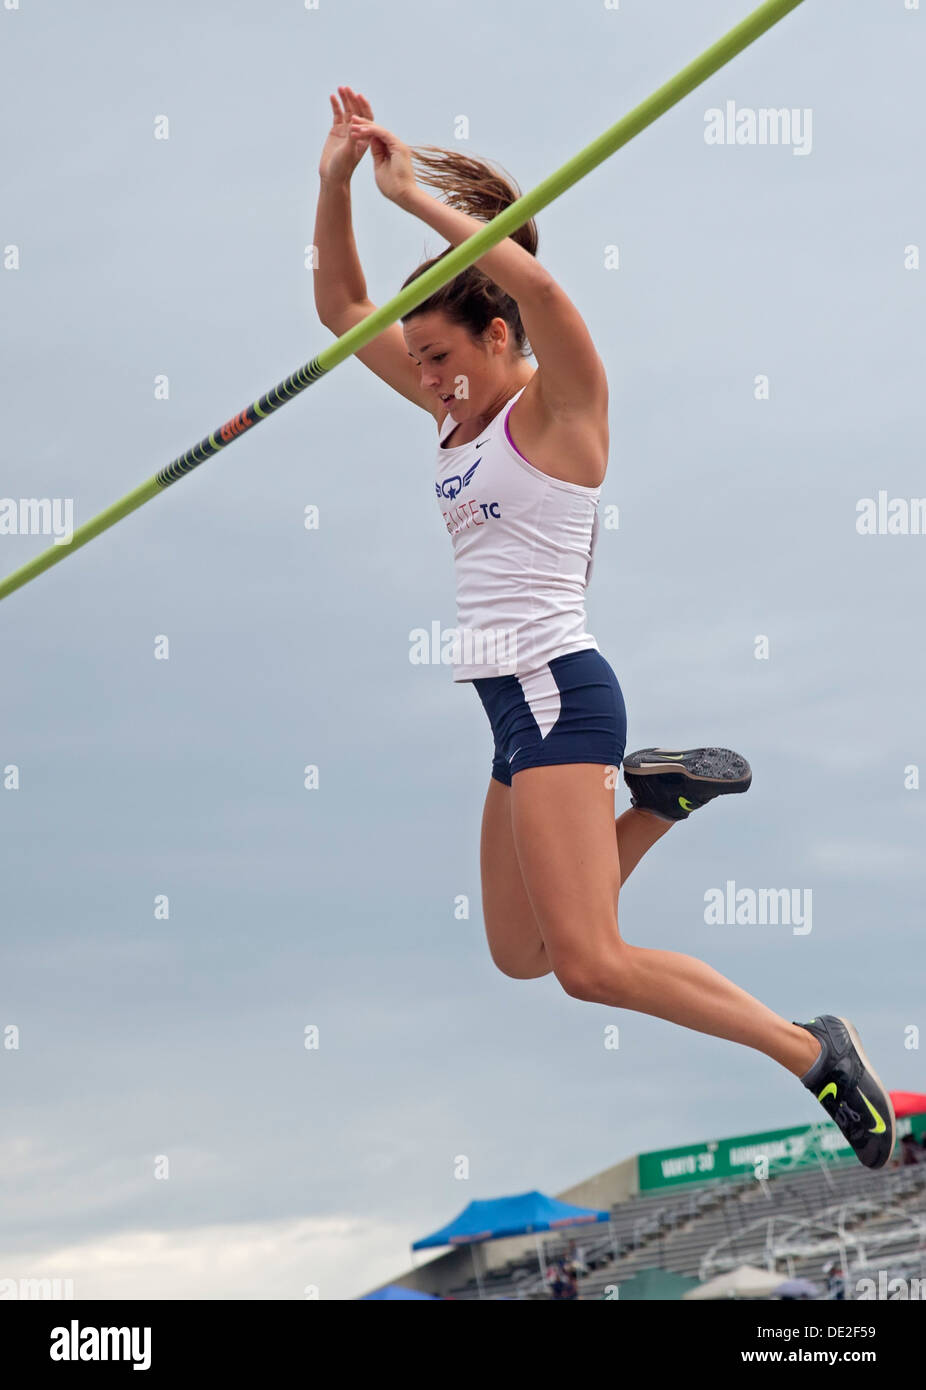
[434,382,601,682]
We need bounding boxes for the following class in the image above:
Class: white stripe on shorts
[515,663,561,741]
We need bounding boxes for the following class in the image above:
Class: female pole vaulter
[312,86,894,1170]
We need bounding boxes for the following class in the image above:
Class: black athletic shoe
[621,747,752,822]
[793,1015,896,1170]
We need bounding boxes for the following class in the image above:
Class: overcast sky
[1,0,924,1300]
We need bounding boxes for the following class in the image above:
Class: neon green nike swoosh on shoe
[861,1094,886,1134]
[817,1081,885,1133]
[678,797,697,812]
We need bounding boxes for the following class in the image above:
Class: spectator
[547,1257,578,1301]
[823,1261,845,1300]
[902,1134,920,1167]
[546,1260,568,1301]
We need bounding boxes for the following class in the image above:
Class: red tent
[889,1092,926,1119]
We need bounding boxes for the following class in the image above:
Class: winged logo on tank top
[436,458,481,501]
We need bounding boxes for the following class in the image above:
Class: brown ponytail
[399,146,538,357]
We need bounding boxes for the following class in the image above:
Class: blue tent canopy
[412,1190,610,1249]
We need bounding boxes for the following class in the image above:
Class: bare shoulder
[506,370,609,489]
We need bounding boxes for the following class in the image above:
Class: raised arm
[349,115,608,421]
[314,88,442,417]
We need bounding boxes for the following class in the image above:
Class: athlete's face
[403,312,510,414]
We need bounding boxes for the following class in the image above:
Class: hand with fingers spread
[319,84,376,185]
[348,115,419,209]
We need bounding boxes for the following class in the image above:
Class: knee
[554,948,633,1004]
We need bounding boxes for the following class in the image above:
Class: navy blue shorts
[473,648,627,787]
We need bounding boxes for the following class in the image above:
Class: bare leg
[511,764,823,1079]
[481,780,672,980]
[605,946,821,1077]
[615,806,673,884]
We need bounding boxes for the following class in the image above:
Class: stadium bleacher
[439,1159,926,1300]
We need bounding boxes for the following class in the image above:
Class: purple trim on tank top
[504,405,531,464]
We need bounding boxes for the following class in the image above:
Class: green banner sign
[638,1112,926,1191]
